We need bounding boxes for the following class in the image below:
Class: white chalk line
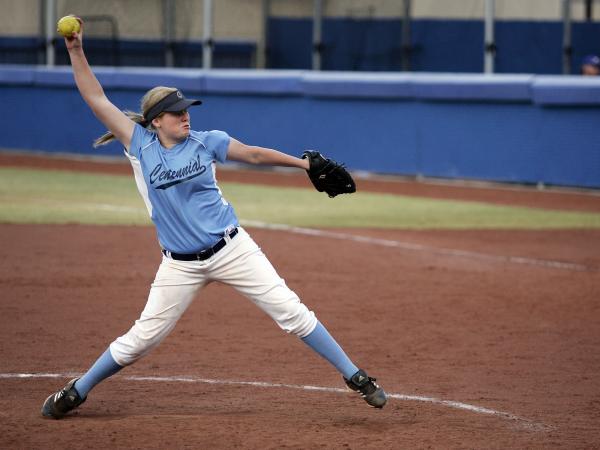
[241,220,593,272]
[0,372,549,431]
[72,202,143,213]
[43,201,593,272]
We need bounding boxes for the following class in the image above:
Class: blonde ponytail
[93,86,179,148]
[93,111,146,147]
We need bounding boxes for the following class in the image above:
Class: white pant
[110,227,317,366]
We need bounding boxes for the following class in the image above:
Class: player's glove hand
[301,150,356,198]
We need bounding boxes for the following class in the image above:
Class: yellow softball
[57,15,81,38]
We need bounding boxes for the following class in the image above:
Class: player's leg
[211,229,353,375]
[108,258,207,367]
[210,228,386,408]
[42,257,207,419]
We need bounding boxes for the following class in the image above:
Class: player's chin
[181,126,191,137]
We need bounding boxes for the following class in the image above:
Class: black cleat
[41,378,86,419]
[344,369,387,409]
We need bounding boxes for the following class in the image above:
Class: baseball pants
[109,227,317,366]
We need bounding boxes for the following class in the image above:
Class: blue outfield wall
[0,37,256,68]
[267,18,600,74]
[1,65,599,188]
[2,19,600,73]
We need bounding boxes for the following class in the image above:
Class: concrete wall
[266,0,600,21]
[2,0,598,42]
[0,0,266,40]
[1,0,41,36]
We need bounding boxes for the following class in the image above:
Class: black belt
[162,228,239,261]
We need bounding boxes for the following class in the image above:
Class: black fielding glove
[302,150,356,198]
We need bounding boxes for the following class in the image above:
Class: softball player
[42,19,386,419]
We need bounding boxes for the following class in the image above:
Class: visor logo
[176,91,183,99]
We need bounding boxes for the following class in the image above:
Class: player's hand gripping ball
[302,150,356,198]
[57,15,81,39]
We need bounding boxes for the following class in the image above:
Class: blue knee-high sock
[301,321,359,379]
[74,348,123,398]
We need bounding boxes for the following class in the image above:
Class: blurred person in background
[581,54,600,76]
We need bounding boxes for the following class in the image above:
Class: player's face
[156,110,191,141]
[582,64,600,76]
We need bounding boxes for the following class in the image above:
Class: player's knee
[110,319,175,366]
[274,303,317,338]
[261,286,318,337]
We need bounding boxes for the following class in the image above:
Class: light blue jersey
[125,123,238,253]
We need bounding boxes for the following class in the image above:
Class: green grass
[1,167,599,229]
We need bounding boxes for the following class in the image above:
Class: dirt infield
[1,153,599,449]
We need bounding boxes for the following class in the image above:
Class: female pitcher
[42,17,386,419]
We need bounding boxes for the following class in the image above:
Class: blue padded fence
[3,19,600,73]
[0,37,256,69]
[1,66,599,188]
[267,18,600,74]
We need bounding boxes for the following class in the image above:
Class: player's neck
[158,134,184,150]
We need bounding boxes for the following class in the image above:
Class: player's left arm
[226,138,309,170]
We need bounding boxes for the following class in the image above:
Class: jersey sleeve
[204,130,231,163]
[127,123,156,159]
